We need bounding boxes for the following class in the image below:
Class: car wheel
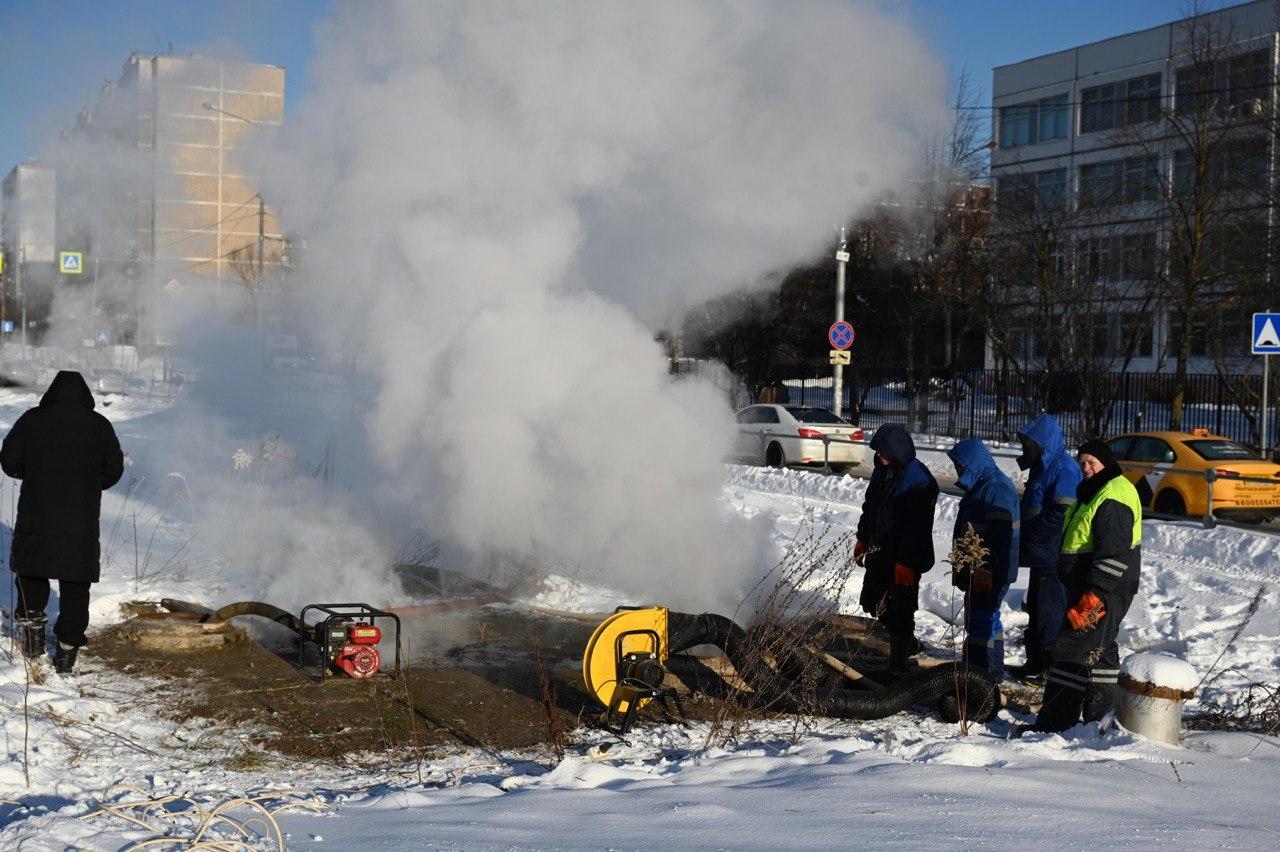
[1154,489,1186,517]
[765,442,785,469]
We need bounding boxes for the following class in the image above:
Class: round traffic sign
[829,321,855,350]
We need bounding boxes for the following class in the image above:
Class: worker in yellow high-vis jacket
[1032,438,1142,733]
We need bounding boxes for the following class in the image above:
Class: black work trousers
[14,575,92,647]
[1034,586,1130,732]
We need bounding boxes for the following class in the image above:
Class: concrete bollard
[1116,652,1198,745]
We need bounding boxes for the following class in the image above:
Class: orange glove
[970,568,993,594]
[854,539,867,567]
[1066,591,1106,631]
[893,563,916,587]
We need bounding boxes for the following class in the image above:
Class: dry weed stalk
[944,523,989,734]
[533,640,568,761]
[703,521,859,747]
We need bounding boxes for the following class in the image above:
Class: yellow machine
[581,606,680,734]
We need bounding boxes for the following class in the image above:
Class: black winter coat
[856,423,939,575]
[1,371,124,583]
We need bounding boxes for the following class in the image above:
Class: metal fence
[775,368,1277,451]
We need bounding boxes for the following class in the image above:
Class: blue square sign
[1254,313,1280,355]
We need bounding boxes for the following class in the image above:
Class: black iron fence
[772,368,1276,450]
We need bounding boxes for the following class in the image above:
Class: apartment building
[988,0,1276,371]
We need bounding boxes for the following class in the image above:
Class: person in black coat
[2,371,124,672]
[854,423,939,672]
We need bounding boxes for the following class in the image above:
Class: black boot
[887,632,916,675]
[1083,683,1119,722]
[53,643,79,674]
[16,615,47,659]
[1008,639,1052,682]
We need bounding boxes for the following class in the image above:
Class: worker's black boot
[16,615,47,659]
[1007,643,1048,683]
[887,632,915,675]
[53,643,79,674]
[1083,683,1119,723]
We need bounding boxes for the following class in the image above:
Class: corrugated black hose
[666,611,998,723]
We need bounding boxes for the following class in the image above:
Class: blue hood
[869,423,916,466]
[947,437,997,492]
[1017,414,1065,468]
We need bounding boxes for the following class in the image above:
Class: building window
[1122,155,1159,203]
[999,93,1070,148]
[1120,232,1156,279]
[1079,160,1121,206]
[1120,314,1155,358]
[1036,168,1068,208]
[1173,140,1266,195]
[1038,94,1069,142]
[1177,51,1272,116]
[1079,236,1116,282]
[1000,103,1033,148]
[1167,314,1209,358]
[996,167,1068,214]
[1227,50,1270,111]
[1081,73,1162,133]
[1125,74,1163,125]
[1079,156,1158,207]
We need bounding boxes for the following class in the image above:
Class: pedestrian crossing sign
[59,251,83,274]
[1253,313,1280,354]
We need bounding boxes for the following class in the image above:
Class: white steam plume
[250,0,947,612]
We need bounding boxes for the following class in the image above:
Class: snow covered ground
[1,387,1279,849]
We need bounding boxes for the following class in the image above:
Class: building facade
[988,0,1276,373]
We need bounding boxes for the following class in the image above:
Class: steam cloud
[27,1,946,613]
[250,0,947,611]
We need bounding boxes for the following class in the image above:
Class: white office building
[989,0,1276,371]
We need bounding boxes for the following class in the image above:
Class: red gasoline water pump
[299,603,402,681]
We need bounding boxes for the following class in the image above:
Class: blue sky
[0,0,1217,173]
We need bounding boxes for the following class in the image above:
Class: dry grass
[702,522,859,747]
[943,523,990,734]
[533,640,568,761]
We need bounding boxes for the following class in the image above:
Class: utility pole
[257,194,265,334]
[1264,307,1274,460]
[833,226,849,418]
[18,246,26,350]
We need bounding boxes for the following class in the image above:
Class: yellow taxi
[1104,429,1280,522]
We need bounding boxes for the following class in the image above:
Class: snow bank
[1123,652,1199,692]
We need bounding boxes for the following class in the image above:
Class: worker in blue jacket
[946,438,1020,678]
[1008,415,1082,680]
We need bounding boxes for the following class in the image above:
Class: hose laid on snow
[666,611,998,723]
[201,602,307,636]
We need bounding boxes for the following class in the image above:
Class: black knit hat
[1077,438,1118,471]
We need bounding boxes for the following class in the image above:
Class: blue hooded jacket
[856,423,939,575]
[947,438,1020,589]
[1016,415,1081,568]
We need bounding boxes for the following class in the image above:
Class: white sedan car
[731,405,868,474]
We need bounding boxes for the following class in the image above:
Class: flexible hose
[201,601,307,635]
[667,611,998,723]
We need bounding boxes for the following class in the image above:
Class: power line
[151,196,260,251]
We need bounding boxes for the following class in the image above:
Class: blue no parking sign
[829,321,855,350]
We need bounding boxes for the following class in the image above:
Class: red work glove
[1066,591,1106,632]
[893,563,916,587]
[853,539,867,567]
[970,568,993,594]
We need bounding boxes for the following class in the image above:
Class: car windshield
[784,407,848,425]
[1184,439,1261,461]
